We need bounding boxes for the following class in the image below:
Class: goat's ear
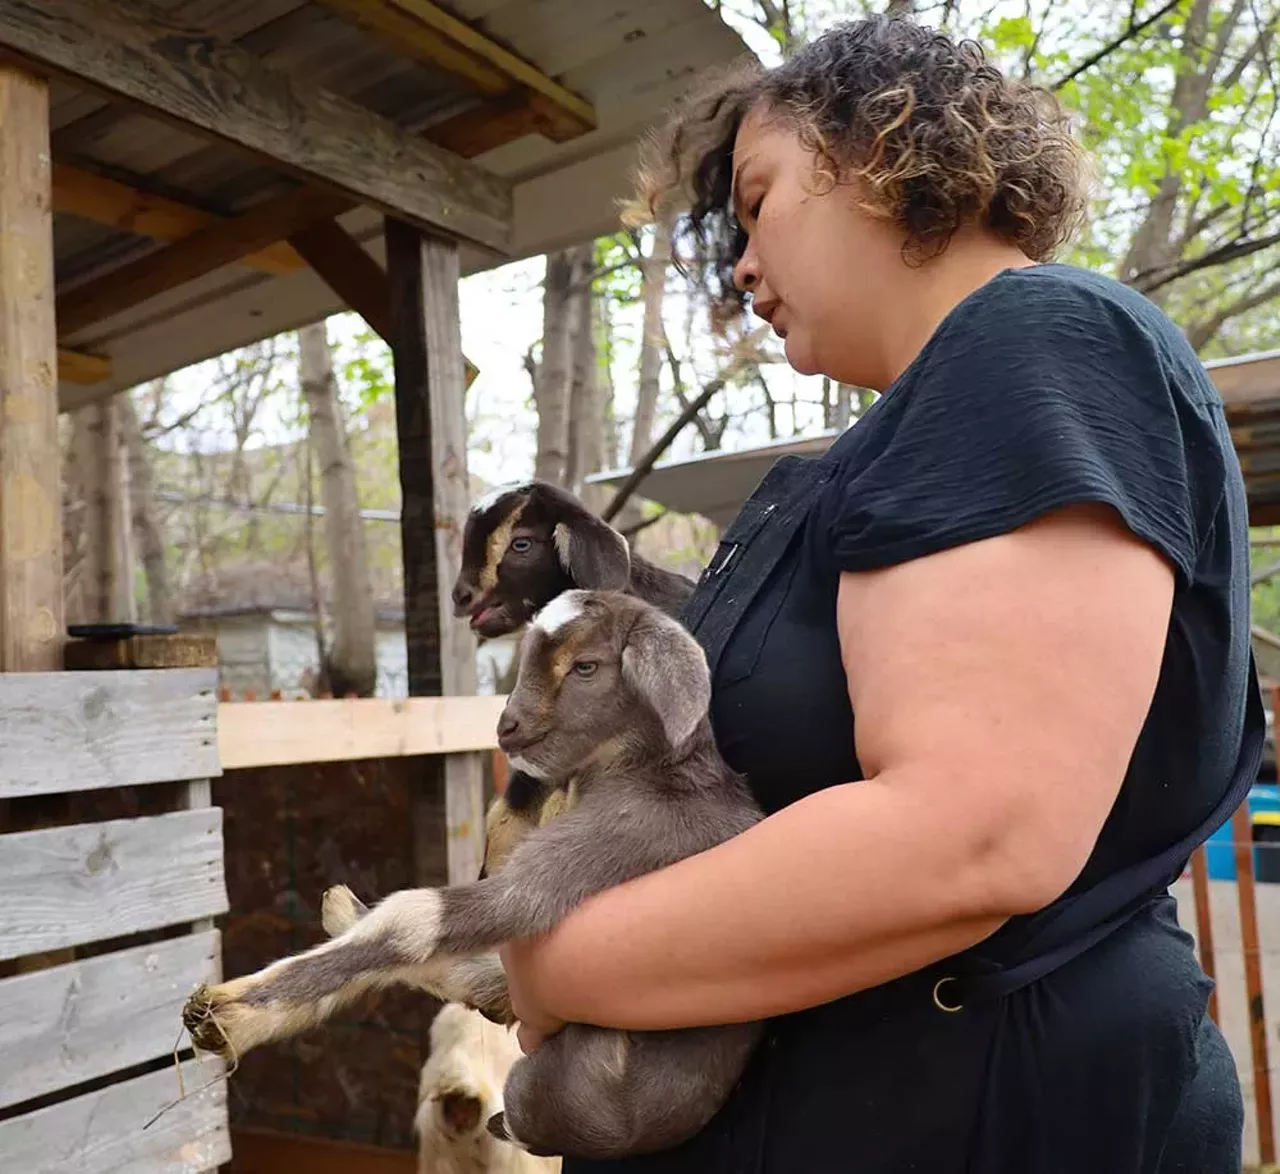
[552,512,630,591]
[621,612,711,750]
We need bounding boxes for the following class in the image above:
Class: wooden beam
[0,0,513,253]
[1207,350,1280,407]
[56,345,110,383]
[56,185,353,339]
[314,0,595,142]
[287,220,479,387]
[52,162,303,275]
[0,62,63,672]
[217,695,504,770]
[387,217,486,886]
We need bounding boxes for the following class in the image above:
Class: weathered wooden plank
[386,220,486,885]
[217,694,504,769]
[0,1057,229,1173]
[0,61,63,673]
[0,0,513,253]
[0,668,218,798]
[0,930,220,1110]
[0,809,227,960]
[52,161,304,275]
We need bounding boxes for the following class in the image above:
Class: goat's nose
[497,712,520,740]
[452,581,476,612]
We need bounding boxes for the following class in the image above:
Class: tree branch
[601,330,768,524]
[1049,0,1186,90]
[1186,275,1280,349]
[1132,227,1280,292]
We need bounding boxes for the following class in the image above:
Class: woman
[501,16,1263,1172]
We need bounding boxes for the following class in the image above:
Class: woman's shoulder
[813,264,1231,583]
[903,262,1222,413]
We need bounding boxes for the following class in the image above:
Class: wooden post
[1188,844,1218,1023]
[1232,801,1275,1165]
[0,62,62,672]
[386,216,486,887]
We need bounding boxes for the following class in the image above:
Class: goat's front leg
[182,879,522,1061]
[321,884,513,1026]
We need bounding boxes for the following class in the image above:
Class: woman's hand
[500,937,567,1054]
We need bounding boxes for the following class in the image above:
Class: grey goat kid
[182,590,765,1160]
[453,479,698,882]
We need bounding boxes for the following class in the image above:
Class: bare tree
[299,320,378,698]
[630,217,673,469]
[534,246,593,485]
[118,390,173,624]
[566,284,609,512]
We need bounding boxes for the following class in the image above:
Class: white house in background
[178,562,518,699]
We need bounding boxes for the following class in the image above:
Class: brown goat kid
[452,480,694,641]
[182,590,765,1160]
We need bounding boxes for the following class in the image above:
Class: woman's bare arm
[502,502,1176,1033]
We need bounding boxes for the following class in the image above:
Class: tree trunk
[1116,0,1225,291]
[65,400,134,624]
[534,249,584,486]
[117,390,173,624]
[568,285,608,513]
[298,319,378,698]
[630,217,671,468]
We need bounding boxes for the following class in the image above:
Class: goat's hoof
[180,977,284,1060]
[487,1111,556,1158]
[487,1111,514,1144]
[321,884,368,936]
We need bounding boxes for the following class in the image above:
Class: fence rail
[0,666,230,1173]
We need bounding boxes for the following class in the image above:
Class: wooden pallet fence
[0,666,231,1172]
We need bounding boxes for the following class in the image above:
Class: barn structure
[0,1,751,1170]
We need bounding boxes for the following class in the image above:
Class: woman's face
[730,103,905,389]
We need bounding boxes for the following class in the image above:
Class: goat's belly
[504,1020,763,1161]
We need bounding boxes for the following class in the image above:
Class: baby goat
[455,480,697,877]
[451,480,694,641]
[413,1003,562,1174]
[182,590,765,1159]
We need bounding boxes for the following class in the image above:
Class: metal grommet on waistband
[932,976,963,1013]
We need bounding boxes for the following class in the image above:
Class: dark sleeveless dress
[565,263,1263,1173]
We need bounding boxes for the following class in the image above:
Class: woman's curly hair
[626,16,1090,324]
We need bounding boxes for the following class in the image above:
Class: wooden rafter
[313,0,595,142]
[57,347,110,384]
[57,187,353,340]
[52,164,303,276]
[0,0,513,253]
[285,220,479,388]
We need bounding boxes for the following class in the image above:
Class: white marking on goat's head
[470,481,531,517]
[532,590,589,637]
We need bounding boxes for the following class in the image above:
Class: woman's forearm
[524,773,1023,1032]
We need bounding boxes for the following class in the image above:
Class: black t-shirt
[718,262,1255,905]
[565,263,1256,1174]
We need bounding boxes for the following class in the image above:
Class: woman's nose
[732,242,760,293]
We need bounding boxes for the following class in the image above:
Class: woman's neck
[867,232,1038,390]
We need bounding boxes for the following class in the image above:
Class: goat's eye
[571,661,598,678]
[510,537,533,554]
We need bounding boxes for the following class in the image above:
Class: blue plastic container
[1204,783,1280,880]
